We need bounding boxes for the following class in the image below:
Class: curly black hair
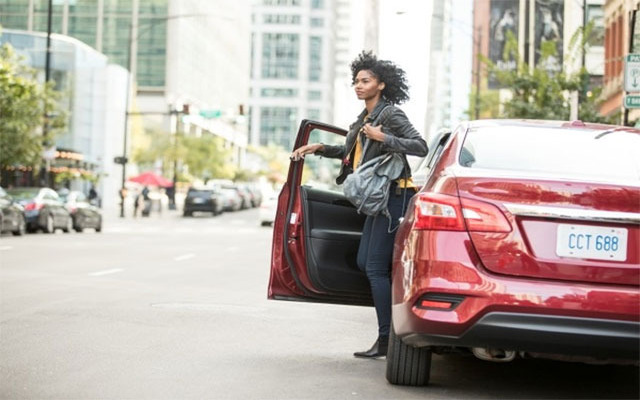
[350,50,409,105]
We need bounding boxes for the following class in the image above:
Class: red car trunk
[456,176,640,286]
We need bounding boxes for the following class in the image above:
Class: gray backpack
[342,150,406,218]
[342,105,409,222]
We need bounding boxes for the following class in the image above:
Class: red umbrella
[128,172,173,187]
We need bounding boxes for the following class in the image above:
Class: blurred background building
[0,0,250,213]
[248,0,336,151]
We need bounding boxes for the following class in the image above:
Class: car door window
[300,128,344,191]
[413,130,452,187]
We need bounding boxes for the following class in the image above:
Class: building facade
[249,0,336,151]
[0,0,251,180]
[601,0,640,124]
[472,0,606,120]
[0,29,128,212]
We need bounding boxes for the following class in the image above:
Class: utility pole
[475,27,482,120]
[41,0,53,188]
[119,0,139,218]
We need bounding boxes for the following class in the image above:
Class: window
[306,109,320,120]
[586,5,604,47]
[310,17,324,27]
[301,128,344,191]
[264,14,301,24]
[311,0,324,9]
[461,127,640,181]
[261,88,299,97]
[262,33,299,79]
[309,36,322,82]
[308,90,322,100]
[260,107,298,150]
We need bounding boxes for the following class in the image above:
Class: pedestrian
[141,186,151,217]
[290,51,428,358]
[88,185,99,207]
[133,188,141,218]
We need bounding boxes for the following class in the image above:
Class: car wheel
[183,211,192,217]
[386,322,432,386]
[13,216,26,236]
[95,218,102,233]
[43,214,55,234]
[63,216,73,233]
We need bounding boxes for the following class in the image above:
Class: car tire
[13,215,26,236]
[63,217,73,233]
[386,322,432,386]
[183,211,192,217]
[43,214,55,234]
[95,218,102,233]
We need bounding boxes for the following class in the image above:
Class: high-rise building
[0,0,251,170]
[249,0,336,151]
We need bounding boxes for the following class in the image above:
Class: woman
[291,51,428,358]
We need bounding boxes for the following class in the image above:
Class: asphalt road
[0,208,638,399]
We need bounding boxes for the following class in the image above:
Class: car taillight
[460,197,511,232]
[414,193,511,232]
[24,202,43,211]
[414,193,465,230]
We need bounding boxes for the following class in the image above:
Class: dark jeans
[357,184,415,337]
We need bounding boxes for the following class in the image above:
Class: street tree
[0,41,67,171]
[133,129,234,181]
[480,26,617,124]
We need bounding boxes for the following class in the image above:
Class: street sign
[624,95,640,109]
[113,156,128,164]
[624,54,640,92]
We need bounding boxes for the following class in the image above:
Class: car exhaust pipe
[472,348,517,362]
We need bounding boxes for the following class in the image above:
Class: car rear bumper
[391,231,640,361]
[400,311,640,360]
[184,203,216,212]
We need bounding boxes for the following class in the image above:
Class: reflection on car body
[268,119,640,386]
[0,187,26,236]
[58,189,102,232]
[6,187,72,234]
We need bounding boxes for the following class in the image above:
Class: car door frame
[269,119,374,307]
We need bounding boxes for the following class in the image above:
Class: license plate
[193,198,204,204]
[556,224,628,261]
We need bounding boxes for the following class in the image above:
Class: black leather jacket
[317,99,429,184]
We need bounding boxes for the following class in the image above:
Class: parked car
[259,192,278,226]
[183,187,222,217]
[6,187,72,233]
[58,190,102,232]
[0,187,26,236]
[219,188,242,212]
[268,119,640,386]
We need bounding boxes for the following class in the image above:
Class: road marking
[0,246,13,251]
[174,253,195,262]
[89,268,124,277]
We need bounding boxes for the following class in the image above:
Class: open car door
[268,120,373,306]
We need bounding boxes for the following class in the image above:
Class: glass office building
[249,0,335,151]
[0,0,168,88]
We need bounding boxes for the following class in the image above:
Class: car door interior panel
[300,186,371,296]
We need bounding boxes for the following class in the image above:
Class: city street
[0,209,638,399]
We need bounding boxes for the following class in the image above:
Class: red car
[268,119,640,386]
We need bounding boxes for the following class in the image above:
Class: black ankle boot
[353,335,389,358]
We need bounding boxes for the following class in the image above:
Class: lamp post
[118,9,231,217]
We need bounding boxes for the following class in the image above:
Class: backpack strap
[359,105,394,163]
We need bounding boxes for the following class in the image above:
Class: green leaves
[480,25,618,124]
[0,43,67,169]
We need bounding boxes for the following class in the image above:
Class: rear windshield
[6,188,39,200]
[187,189,212,196]
[460,127,640,182]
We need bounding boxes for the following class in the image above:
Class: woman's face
[353,70,384,101]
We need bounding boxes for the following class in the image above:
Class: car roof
[464,119,640,134]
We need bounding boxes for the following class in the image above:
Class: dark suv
[183,187,222,217]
